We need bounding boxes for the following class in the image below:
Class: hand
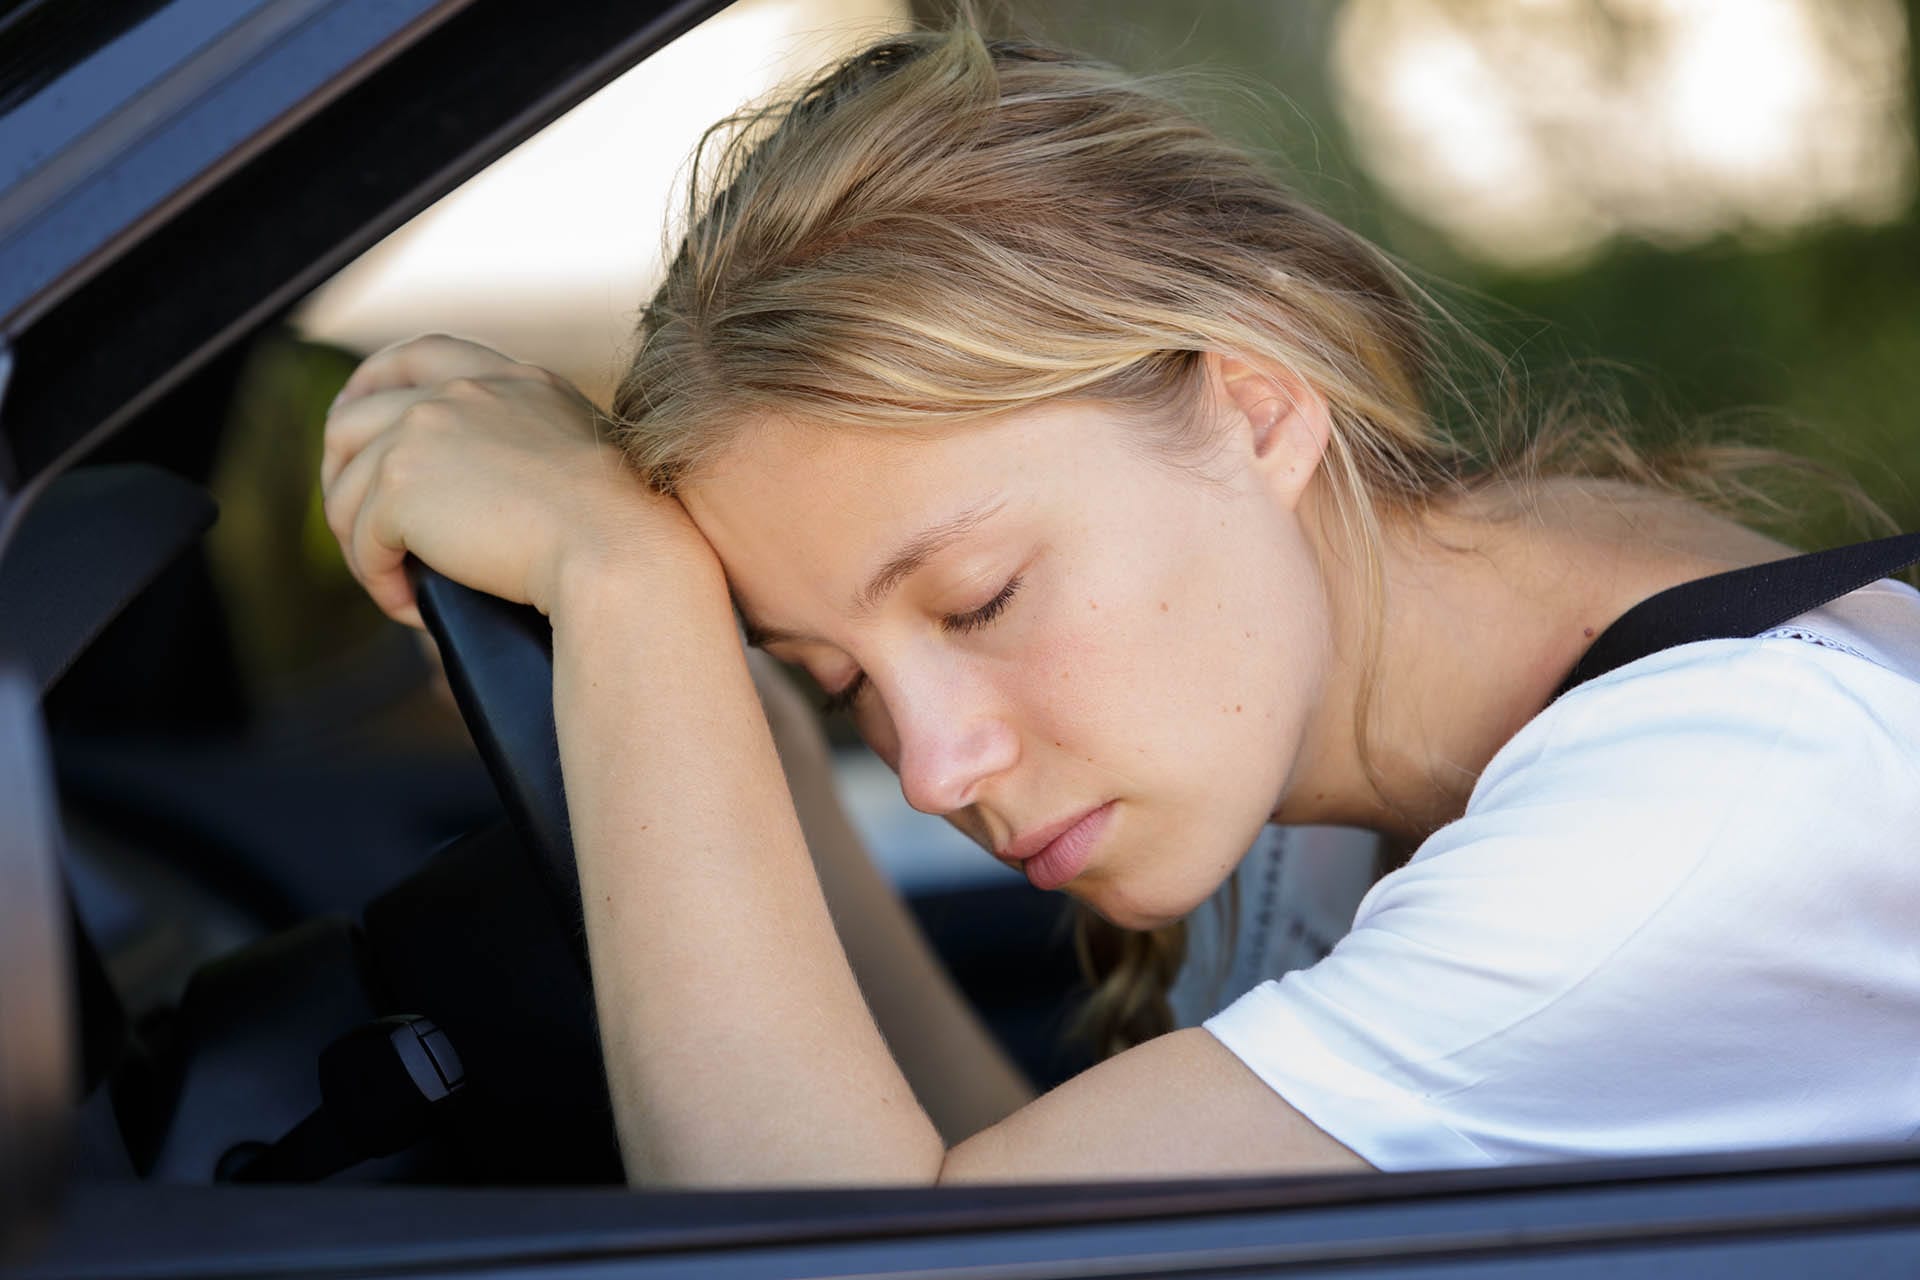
[320,335,701,628]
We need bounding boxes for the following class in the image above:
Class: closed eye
[942,575,1022,635]
[819,575,1024,716]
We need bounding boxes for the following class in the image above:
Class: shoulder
[1463,604,1920,841]
[1204,605,1920,1169]
[1378,618,1920,960]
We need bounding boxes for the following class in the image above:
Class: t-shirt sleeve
[1204,638,1920,1169]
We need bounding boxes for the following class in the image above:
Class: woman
[318,20,1920,1182]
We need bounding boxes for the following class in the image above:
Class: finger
[349,473,424,630]
[320,385,434,491]
[333,333,520,408]
[321,429,391,581]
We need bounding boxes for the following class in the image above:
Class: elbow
[933,1147,963,1186]
[933,1129,1008,1185]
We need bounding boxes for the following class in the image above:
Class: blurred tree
[975,0,1920,544]
[205,332,425,708]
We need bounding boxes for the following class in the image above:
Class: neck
[1272,479,1797,843]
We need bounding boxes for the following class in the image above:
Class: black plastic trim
[0,0,460,333]
[0,667,73,1264]
[0,464,217,692]
[16,1144,1920,1278]
[1,0,724,492]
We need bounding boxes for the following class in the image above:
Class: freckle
[1088,600,1099,611]
[1235,704,1243,713]
[1243,630,1252,639]
[1158,601,1168,612]
[1053,740,1063,748]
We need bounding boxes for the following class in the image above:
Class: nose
[884,671,1020,817]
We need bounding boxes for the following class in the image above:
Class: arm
[558,563,1366,1184]
[321,336,1368,1186]
[746,649,1035,1143]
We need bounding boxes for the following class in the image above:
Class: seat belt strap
[1554,532,1920,700]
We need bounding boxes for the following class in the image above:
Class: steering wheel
[300,560,624,1183]
[406,560,582,930]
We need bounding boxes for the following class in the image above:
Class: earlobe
[1211,353,1332,507]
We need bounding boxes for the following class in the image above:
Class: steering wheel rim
[406,559,582,937]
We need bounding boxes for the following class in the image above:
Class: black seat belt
[1555,532,1920,700]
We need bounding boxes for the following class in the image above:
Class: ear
[1209,352,1332,509]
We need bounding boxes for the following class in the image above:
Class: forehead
[679,406,1091,590]
[688,417,964,539]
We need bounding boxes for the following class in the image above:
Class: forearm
[768,722,1036,1142]
[552,554,947,1186]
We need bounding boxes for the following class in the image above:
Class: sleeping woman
[318,16,1920,1181]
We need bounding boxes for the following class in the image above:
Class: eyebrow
[737,497,1006,649]
[854,498,1005,614]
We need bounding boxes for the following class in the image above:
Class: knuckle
[440,375,494,401]
[397,397,458,435]
[353,522,387,572]
[511,361,560,388]
[371,335,421,363]
[374,441,418,491]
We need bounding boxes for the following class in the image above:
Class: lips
[998,801,1115,891]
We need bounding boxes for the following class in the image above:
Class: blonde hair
[611,16,1892,1057]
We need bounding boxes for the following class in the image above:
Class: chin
[1072,878,1207,933]
[1066,817,1246,931]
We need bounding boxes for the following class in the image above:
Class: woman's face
[681,373,1335,928]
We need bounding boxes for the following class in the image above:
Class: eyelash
[944,573,1024,635]
[816,575,1025,716]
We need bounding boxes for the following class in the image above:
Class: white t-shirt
[1204,578,1920,1170]
[1169,825,1379,1029]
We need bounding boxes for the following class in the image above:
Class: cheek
[1009,617,1215,809]
[1094,521,1323,786]
[1011,593,1146,760]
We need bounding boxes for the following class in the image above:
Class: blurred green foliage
[1014,0,1920,548]
[206,332,390,693]
[217,1,1920,692]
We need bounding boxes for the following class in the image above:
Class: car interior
[3,336,1102,1186]
[0,0,1127,1228]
